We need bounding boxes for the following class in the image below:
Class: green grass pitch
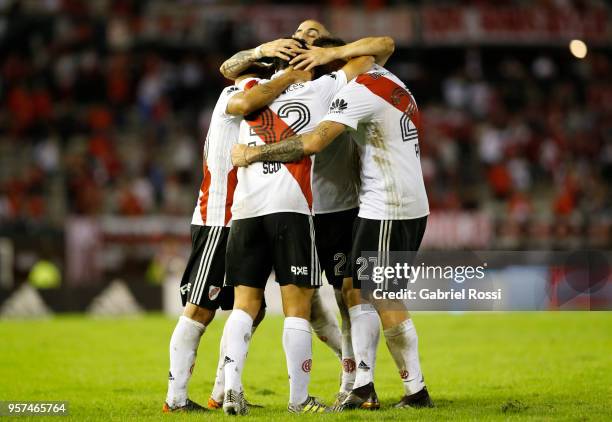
[1,312,611,421]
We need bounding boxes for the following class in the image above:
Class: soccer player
[220,38,374,415]
[231,60,434,410]
[221,20,398,406]
[162,65,311,413]
[292,34,396,406]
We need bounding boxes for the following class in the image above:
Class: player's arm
[291,36,395,71]
[339,56,375,82]
[219,38,304,80]
[231,121,346,167]
[226,69,311,116]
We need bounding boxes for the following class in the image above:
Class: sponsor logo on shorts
[301,359,312,373]
[208,286,221,301]
[180,283,191,294]
[291,266,308,276]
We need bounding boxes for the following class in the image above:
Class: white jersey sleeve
[309,70,348,107]
[321,77,379,131]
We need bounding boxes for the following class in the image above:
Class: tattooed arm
[220,38,304,80]
[290,36,394,71]
[226,68,312,116]
[219,49,259,81]
[231,121,346,167]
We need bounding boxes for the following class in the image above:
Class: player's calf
[165,307,212,411]
[310,288,342,360]
[334,287,356,395]
[379,312,433,409]
[209,306,266,408]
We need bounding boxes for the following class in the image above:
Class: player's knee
[283,295,312,319]
[378,308,409,330]
[342,282,361,308]
[183,303,216,326]
[284,304,311,319]
[309,301,327,328]
[341,285,351,306]
[233,285,264,319]
[281,285,313,319]
[233,301,261,320]
[233,295,262,320]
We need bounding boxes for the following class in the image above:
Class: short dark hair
[312,36,346,48]
[312,37,347,79]
[272,38,308,72]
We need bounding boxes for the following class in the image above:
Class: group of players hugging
[163,19,433,415]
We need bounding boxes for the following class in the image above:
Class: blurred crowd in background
[0,0,611,249]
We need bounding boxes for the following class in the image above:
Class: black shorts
[180,225,234,310]
[226,213,322,289]
[313,208,358,289]
[351,216,427,289]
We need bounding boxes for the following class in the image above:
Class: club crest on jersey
[329,98,348,114]
[208,286,221,300]
[391,86,417,118]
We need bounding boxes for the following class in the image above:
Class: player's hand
[231,144,251,167]
[259,38,304,61]
[284,66,313,83]
[290,46,337,71]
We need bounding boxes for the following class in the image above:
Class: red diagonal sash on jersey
[245,108,313,210]
[356,73,422,136]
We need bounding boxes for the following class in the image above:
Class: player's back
[191,80,255,227]
[232,71,348,220]
[324,65,429,220]
[313,131,359,214]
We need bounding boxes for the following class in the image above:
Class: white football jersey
[191,78,258,227]
[232,70,348,220]
[312,131,360,214]
[322,65,429,220]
